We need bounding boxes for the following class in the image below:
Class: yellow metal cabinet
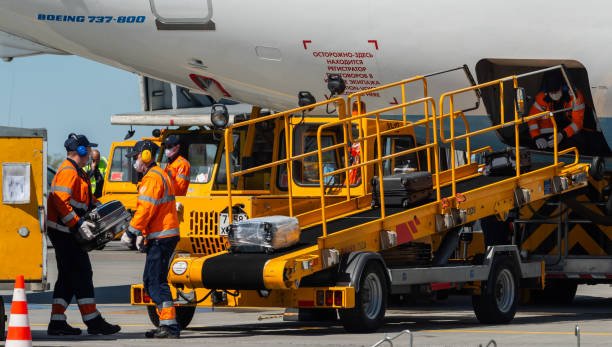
[0,126,47,291]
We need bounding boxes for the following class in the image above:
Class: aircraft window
[109,146,133,182]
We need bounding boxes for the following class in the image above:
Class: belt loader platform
[130,66,591,332]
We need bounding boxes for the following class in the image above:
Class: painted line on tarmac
[424,329,612,336]
[30,323,209,328]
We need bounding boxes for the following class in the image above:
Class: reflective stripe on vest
[48,221,70,233]
[70,198,88,211]
[51,185,72,194]
[61,211,77,224]
[147,228,179,240]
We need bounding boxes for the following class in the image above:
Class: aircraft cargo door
[0,127,47,291]
[149,0,215,28]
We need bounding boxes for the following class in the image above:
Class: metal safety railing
[315,93,438,236]
[223,97,348,222]
[439,65,580,197]
[222,65,582,240]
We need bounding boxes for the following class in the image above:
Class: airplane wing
[111,105,255,127]
[0,31,67,61]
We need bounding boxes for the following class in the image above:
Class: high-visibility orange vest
[528,90,586,139]
[164,155,190,196]
[128,165,179,241]
[48,159,97,232]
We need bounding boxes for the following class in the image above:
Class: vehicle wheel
[147,305,196,329]
[339,262,387,333]
[472,255,518,324]
[0,295,5,341]
[590,156,605,181]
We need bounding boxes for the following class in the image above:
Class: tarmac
[2,241,612,346]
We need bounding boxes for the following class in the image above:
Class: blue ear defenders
[68,133,88,157]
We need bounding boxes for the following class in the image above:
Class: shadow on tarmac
[31,330,145,344]
[172,295,612,339]
[19,285,132,305]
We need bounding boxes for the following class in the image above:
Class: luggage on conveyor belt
[371,171,433,208]
[228,216,301,253]
[482,148,531,176]
[75,200,132,252]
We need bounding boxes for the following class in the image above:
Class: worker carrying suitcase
[228,215,301,253]
[371,171,433,208]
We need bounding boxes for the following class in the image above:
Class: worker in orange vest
[163,135,190,214]
[47,133,120,336]
[163,135,190,196]
[528,70,586,150]
[121,140,180,339]
[348,101,365,185]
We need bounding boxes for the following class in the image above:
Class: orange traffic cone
[5,275,32,347]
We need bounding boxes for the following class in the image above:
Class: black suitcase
[371,172,433,208]
[75,200,132,252]
[482,148,531,176]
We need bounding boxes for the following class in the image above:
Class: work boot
[145,326,179,339]
[47,320,82,336]
[86,315,121,335]
[144,327,160,338]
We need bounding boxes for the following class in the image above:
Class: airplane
[0,1,610,155]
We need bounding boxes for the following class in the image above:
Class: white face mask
[133,159,146,173]
[165,146,178,159]
[549,90,562,101]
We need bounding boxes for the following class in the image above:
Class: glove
[535,137,548,149]
[120,231,134,247]
[547,132,564,148]
[136,235,145,253]
[176,201,183,213]
[79,220,96,240]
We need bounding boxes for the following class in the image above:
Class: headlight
[171,261,188,275]
[211,104,229,128]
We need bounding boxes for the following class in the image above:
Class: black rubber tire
[147,305,196,329]
[339,262,387,333]
[472,255,519,324]
[590,156,605,181]
[0,295,5,341]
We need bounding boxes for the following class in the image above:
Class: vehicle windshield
[108,146,135,182]
[160,132,219,184]
[278,123,358,188]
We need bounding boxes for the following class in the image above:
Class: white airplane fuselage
[1,1,611,116]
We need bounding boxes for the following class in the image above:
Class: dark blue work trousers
[48,229,95,310]
[143,236,179,332]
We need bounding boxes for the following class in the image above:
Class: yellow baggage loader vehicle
[126,66,594,332]
[0,126,48,339]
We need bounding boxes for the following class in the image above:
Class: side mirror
[515,87,527,117]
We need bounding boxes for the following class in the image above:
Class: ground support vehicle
[0,126,48,339]
[127,66,595,332]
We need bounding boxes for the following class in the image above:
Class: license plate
[218,213,247,235]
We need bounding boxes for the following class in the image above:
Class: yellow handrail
[315,97,439,236]
[224,97,347,222]
[438,70,579,198]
